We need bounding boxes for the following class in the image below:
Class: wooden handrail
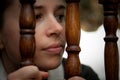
[19,0,36,66]
[99,0,119,80]
[65,0,81,79]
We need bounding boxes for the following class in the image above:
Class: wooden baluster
[65,0,81,79]
[99,0,119,80]
[19,0,36,66]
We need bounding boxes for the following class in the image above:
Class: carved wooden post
[65,0,81,79]
[19,0,36,66]
[99,0,119,80]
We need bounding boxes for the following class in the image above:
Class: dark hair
[0,0,13,28]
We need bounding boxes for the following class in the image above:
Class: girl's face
[1,0,66,71]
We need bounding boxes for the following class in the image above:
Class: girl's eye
[55,14,65,23]
[35,13,43,20]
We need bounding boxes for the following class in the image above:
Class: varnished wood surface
[99,0,119,80]
[65,0,81,79]
[19,0,36,66]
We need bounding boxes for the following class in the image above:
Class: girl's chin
[37,62,61,71]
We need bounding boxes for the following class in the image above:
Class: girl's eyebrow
[34,4,65,10]
[34,5,43,10]
[55,5,66,11]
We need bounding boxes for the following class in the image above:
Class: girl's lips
[43,44,63,54]
[46,47,62,53]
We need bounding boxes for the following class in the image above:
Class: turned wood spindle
[65,0,81,79]
[19,0,36,66]
[99,0,119,80]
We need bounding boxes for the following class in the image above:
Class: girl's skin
[0,0,85,79]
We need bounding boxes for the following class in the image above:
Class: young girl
[0,0,99,80]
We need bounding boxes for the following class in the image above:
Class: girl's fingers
[8,65,49,80]
[68,76,86,80]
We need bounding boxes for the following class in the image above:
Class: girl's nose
[46,16,63,37]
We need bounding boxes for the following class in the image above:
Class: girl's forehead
[34,0,66,10]
[35,0,65,5]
